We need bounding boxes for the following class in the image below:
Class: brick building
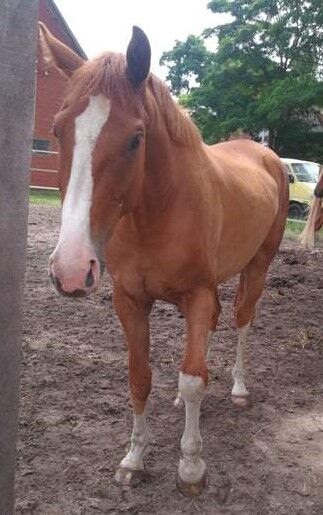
[31,0,86,189]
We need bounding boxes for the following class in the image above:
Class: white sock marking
[178,372,206,484]
[232,322,250,397]
[120,411,149,471]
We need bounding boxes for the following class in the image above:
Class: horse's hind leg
[231,258,268,406]
[232,206,287,406]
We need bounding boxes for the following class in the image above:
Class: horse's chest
[143,251,204,300]
[142,268,186,300]
[108,240,207,301]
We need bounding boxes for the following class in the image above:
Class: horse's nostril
[85,267,95,288]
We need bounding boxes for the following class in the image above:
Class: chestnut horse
[39,23,289,495]
[300,165,323,247]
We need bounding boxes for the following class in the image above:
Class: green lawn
[284,218,323,244]
[284,219,304,239]
[29,188,60,207]
[28,191,322,244]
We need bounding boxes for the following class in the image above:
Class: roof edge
[47,0,87,60]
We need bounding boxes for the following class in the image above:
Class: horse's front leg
[177,288,216,496]
[113,286,153,486]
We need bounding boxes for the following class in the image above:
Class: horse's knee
[179,371,205,402]
[181,359,208,385]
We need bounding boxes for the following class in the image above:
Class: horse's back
[207,139,285,183]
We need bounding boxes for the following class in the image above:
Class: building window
[32,139,50,155]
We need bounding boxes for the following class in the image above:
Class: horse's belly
[216,241,264,283]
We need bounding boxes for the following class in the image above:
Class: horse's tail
[300,165,323,248]
[299,195,322,247]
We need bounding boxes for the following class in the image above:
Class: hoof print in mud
[176,471,209,497]
[114,467,146,487]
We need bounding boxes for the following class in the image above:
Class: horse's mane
[66,52,201,149]
[146,75,201,149]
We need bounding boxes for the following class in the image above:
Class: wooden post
[0,1,38,513]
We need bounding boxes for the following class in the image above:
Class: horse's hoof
[231,395,250,407]
[176,470,209,497]
[114,467,145,487]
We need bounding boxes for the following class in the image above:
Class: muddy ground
[16,204,323,514]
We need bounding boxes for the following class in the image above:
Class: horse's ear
[126,26,151,87]
[38,22,85,78]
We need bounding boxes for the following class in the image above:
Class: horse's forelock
[65,53,134,108]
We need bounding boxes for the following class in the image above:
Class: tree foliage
[160,0,323,159]
[160,35,211,95]
[208,0,323,75]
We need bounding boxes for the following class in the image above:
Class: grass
[284,218,323,244]
[29,188,60,207]
[29,190,322,244]
[284,219,305,240]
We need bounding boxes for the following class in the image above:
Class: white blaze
[58,94,110,251]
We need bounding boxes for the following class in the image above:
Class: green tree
[207,0,323,75]
[161,0,323,159]
[160,35,212,95]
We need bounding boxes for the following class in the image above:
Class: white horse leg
[231,322,250,406]
[177,372,207,495]
[114,409,149,485]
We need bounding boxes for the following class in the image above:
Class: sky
[54,0,228,80]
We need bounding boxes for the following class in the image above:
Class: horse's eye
[128,133,142,152]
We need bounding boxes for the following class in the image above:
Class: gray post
[0,1,38,513]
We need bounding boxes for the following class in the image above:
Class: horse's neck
[144,130,178,207]
[136,126,203,225]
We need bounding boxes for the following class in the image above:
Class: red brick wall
[31,0,78,189]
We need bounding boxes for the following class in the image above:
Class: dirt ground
[16,204,323,515]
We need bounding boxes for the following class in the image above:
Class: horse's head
[39,23,151,296]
